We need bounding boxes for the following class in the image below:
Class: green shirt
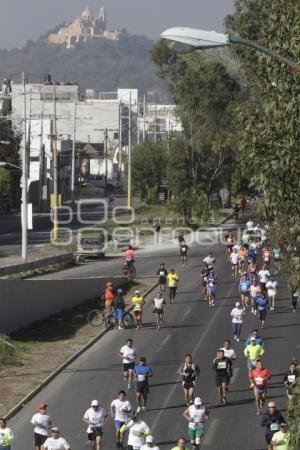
[271,430,290,450]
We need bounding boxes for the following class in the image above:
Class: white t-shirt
[0,427,13,445]
[120,345,136,364]
[110,399,132,422]
[140,445,160,450]
[231,307,245,324]
[246,220,254,230]
[266,280,278,296]
[31,413,51,436]
[249,285,260,298]
[203,256,215,266]
[258,269,270,283]
[43,437,70,450]
[84,407,107,433]
[230,252,239,264]
[127,420,150,448]
[222,348,237,361]
[153,297,164,309]
[233,244,241,252]
[188,405,206,430]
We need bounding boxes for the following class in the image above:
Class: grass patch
[0,335,24,368]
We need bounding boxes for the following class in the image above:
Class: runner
[207,268,218,307]
[245,330,265,348]
[291,287,299,312]
[255,292,269,328]
[272,246,281,273]
[156,263,168,292]
[120,412,151,450]
[244,337,265,377]
[224,231,235,260]
[212,349,232,405]
[230,302,245,342]
[283,362,298,400]
[134,357,153,413]
[171,437,188,450]
[124,245,135,269]
[258,264,270,293]
[83,400,108,450]
[131,290,145,330]
[180,354,200,406]
[167,268,179,304]
[247,260,257,284]
[0,418,13,450]
[249,279,261,314]
[221,340,236,390]
[153,221,161,244]
[262,247,272,267]
[203,252,215,267]
[179,242,190,267]
[250,360,271,415]
[266,276,278,311]
[41,428,70,450]
[31,403,52,450]
[140,435,160,450]
[199,265,209,300]
[261,402,285,450]
[152,291,166,329]
[177,232,185,247]
[271,423,290,450]
[246,218,254,231]
[183,397,209,450]
[119,339,136,389]
[238,246,248,273]
[230,248,239,278]
[113,289,126,330]
[110,391,132,448]
[239,274,250,308]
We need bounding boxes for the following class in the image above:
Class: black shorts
[183,380,195,390]
[34,433,47,447]
[123,362,135,373]
[88,427,103,441]
[159,277,166,285]
[136,381,148,396]
[259,309,267,321]
[153,308,163,314]
[216,374,230,387]
[180,252,187,257]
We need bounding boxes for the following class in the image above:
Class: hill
[0,31,167,97]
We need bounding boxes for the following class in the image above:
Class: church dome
[81,5,93,20]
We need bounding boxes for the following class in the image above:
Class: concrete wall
[0,276,124,333]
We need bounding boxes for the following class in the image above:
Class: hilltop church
[48,5,120,48]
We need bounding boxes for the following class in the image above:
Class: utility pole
[127,92,132,208]
[38,96,44,211]
[104,128,108,196]
[52,84,59,241]
[21,71,28,261]
[71,99,76,203]
[137,99,140,145]
[143,94,146,143]
[119,102,123,177]
[154,101,158,143]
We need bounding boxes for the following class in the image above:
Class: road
[9,236,300,450]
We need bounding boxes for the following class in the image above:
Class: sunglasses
[51,430,59,433]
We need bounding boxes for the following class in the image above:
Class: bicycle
[122,263,136,281]
[87,307,134,329]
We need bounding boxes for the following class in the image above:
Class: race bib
[137,374,145,382]
[288,375,296,383]
[159,271,165,276]
[255,377,264,386]
[203,276,208,282]
[218,362,227,369]
[270,423,279,431]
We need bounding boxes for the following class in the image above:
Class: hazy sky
[0,0,235,49]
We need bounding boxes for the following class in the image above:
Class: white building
[138,103,182,143]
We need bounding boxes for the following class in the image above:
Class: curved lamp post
[161,27,300,74]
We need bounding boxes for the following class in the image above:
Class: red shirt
[262,250,271,261]
[250,368,271,387]
[105,288,115,306]
[125,249,135,261]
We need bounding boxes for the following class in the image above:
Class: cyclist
[203,252,215,267]
[120,412,151,450]
[41,427,70,450]
[119,339,136,389]
[250,360,271,415]
[110,390,132,448]
[124,245,135,269]
[180,354,200,406]
[83,400,108,450]
[156,263,168,292]
[230,302,245,342]
[283,362,298,400]
[134,357,153,412]
[255,292,269,328]
[179,242,190,267]
[0,418,13,450]
[244,337,265,377]
[207,268,218,307]
[31,403,51,450]
[249,280,261,314]
[131,290,145,330]
[152,291,166,329]
[230,248,239,278]
[183,397,209,450]
[167,268,179,304]
[200,265,209,300]
[113,289,126,330]
[212,349,232,405]
[140,435,160,450]
[239,274,250,309]
[261,402,285,450]
[266,276,278,311]
[104,282,115,316]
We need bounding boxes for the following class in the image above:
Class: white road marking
[183,306,192,317]
[231,367,240,384]
[160,334,171,347]
[151,281,237,432]
[202,419,220,446]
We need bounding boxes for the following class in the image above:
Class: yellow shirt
[167,273,179,287]
[131,295,145,312]
[271,431,290,450]
[244,344,265,362]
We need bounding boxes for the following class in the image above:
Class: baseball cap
[51,427,59,432]
[37,403,47,410]
[146,435,154,443]
[135,290,140,294]
[194,397,202,405]
[235,301,241,307]
[250,337,256,341]
[91,400,99,407]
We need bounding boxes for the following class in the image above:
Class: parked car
[75,237,105,262]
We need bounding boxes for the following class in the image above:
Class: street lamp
[0,161,28,261]
[161,27,300,74]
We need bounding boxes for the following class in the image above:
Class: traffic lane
[9,243,227,448]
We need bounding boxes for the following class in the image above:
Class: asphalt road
[9,238,300,450]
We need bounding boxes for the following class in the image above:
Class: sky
[0,0,235,50]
